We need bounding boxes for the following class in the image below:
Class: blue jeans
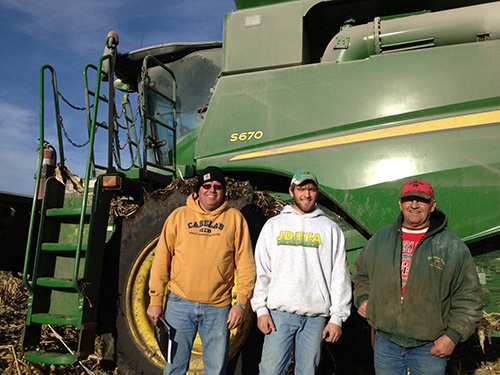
[164,293,231,375]
[374,332,448,375]
[258,310,327,375]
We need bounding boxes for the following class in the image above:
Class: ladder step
[24,351,77,365]
[46,207,92,217]
[36,277,77,288]
[41,243,88,252]
[31,313,80,325]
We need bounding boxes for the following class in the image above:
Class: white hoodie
[250,205,352,326]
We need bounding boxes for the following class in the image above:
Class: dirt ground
[3,270,500,375]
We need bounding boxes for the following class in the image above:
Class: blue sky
[0,0,235,195]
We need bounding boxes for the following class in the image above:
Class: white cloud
[1,0,233,57]
[1,1,110,50]
[0,99,89,194]
[0,101,36,139]
[0,101,39,194]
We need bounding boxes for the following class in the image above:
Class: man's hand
[357,300,368,318]
[257,314,276,334]
[227,305,245,330]
[147,305,163,326]
[430,335,456,358]
[323,323,342,343]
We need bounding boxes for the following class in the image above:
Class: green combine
[20,0,500,373]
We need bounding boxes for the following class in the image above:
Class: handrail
[84,64,99,177]
[107,61,118,171]
[141,55,177,174]
[22,65,62,297]
[73,53,113,296]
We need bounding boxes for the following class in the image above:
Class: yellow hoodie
[149,193,256,308]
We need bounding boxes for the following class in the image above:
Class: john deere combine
[20,0,500,373]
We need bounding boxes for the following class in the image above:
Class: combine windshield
[144,48,222,166]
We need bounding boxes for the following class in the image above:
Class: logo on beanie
[203,173,211,181]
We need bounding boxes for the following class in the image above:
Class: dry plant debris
[478,313,500,352]
[0,271,117,375]
[111,177,287,223]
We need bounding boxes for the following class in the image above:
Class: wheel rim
[125,236,253,372]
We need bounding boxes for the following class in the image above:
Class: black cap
[195,166,226,193]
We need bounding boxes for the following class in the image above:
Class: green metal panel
[176,126,202,166]
[196,34,500,240]
[234,0,297,9]
[322,2,500,63]
[48,289,81,316]
[223,1,303,73]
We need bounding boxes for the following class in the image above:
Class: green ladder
[22,51,117,365]
[23,176,112,365]
[22,37,179,365]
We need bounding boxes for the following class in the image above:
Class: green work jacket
[353,209,483,347]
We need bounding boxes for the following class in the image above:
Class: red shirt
[401,227,427,297]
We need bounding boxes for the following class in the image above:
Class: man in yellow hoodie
[147,166,256,375]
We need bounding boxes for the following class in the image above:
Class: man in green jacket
[353,179,482,375]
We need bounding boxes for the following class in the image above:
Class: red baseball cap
[400,179,434,200]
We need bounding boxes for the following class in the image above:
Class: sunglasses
[201,183,223,191]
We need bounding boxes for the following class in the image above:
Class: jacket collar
[395,208,447,236]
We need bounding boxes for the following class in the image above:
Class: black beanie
[195,166,226,193]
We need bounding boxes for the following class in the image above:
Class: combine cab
[21,0,500,373]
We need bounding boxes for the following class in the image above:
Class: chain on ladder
[57,90,91,148]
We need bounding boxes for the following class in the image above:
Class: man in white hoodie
[251,170,352,375]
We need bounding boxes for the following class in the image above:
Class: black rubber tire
[115,191,187,375]
[114,190,267,375]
